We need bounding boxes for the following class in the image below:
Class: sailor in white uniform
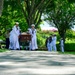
[52,34,57,51]
[28,24,38,50]
[47,36,52,51]
[60,38,64,52]
[9,22,20,50]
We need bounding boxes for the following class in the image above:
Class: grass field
[0,49,8,52]
[59,51,75,55]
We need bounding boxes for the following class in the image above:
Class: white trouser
[53,44,57,51]
[47,43,52,51]
[61,45,64,52]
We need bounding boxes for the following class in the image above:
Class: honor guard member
[47,36,52,51]
[9,22,20,50]
[52,34,57,51]
[60,38,64,52]
[29,24,38,50]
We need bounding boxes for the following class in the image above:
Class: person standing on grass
[5,29,10,49]
[47,36,52,51]
[9,22,20,50]
[52,34,57,51]
[28,24,38,50]
[60,38,64,52]
[45,37,49,48]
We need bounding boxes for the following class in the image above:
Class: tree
[0,0,4,16]
[17,0,53,28]
[68,0,75,3]
[44,0,75,41]
[0,0,27,37]
[1,0,54,28]
[0,0,54,37]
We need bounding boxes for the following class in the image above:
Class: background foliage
[0,0,75,52]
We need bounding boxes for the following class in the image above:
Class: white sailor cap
[31,24,35,27]
[15,22,19,25]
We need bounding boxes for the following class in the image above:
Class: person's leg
[31,38,35,50]
[53,44,57,51]
[47,43,49,51]
[6,38,8,49]
[48,46,50,51]
[16,39,20,50]
[61,46,64,52]
[7,38,10,49]
[47,43,51,51]
[9,41,14,50]
[13,39,16,50]
[34,38,38,50]
[29,41,32,50]
[50,43,52,51]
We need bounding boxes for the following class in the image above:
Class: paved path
[0,51,75,75]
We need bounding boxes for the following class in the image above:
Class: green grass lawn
[0,48,75,55]
[59,51,75,55]
[0,49,8,52]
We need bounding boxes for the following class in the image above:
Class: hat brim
[31,24,35,27]
[15,22,19,25]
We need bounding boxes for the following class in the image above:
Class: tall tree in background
[44,0,75,41]
[0,0,4,16]
[18,0,53,28]
[0,0,27,36]
[68,0,75,3]
[0,0,54,36]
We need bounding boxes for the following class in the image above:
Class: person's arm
[28,29,31,34]
[13,26,19,36]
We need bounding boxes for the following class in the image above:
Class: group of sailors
[5,22,64,52]
[46,34,57,52]
[46,35,64,52]
[5,22,38,50]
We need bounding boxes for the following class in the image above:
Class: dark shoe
[16,48,20,50]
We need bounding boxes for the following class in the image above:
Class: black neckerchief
[16,26,18,30]
[31,28,35,34]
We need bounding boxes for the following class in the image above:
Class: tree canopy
[0,0,4,16]
[0,0,75,40]
[17,0,54,28]
[43,0,75,40]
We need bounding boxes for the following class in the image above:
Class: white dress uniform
[47,39,52,51]
[29,28,38,50]
[9,25,20,50]
[52,36,57,51]
[60,39,64,52]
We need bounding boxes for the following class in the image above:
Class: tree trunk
[17,0,52,28]
[0,0,4,16]
[58,30,66,50]
[59,31,66,41]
